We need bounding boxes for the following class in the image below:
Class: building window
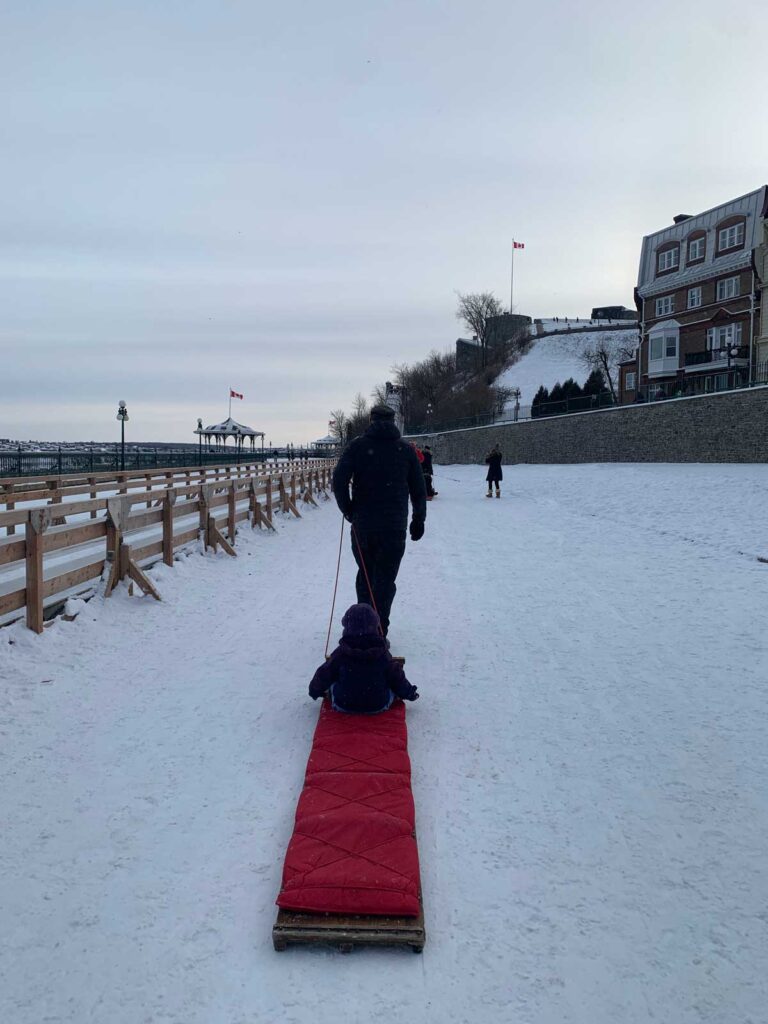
[707,323,743,350]
[656,295,674,317]
[687,237,705,262]
[657,248,679,272]
[625,371,636,390]
[716,276,740,301]
[650,334,678,360]
[718,223,745,251]
[687,287,703,309]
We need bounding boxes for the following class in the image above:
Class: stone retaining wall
[406,386,768,464]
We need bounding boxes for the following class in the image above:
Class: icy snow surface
[1,464,767,1024]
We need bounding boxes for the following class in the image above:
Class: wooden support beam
[162,489,176,566]
[265,475,273,524]
[104,496,131,597]
[2,484,17,536]
[228,482,237,543]
[199,484,213,548]
[279,475,302,518]
[25,508,50,633]
[207,515,236,557]
[123,544,162,601]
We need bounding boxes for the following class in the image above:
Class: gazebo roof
[197,416,264,438]
[313,434,338,445]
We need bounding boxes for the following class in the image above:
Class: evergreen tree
[532,385,549,418]
[582,368,608,397]
[548,382,565,416]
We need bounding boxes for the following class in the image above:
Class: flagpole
[510,240,515,314]
[228,387,232,419]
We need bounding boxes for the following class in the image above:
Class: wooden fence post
[228,482,237,543]
[105,495,132,596]
[265,475,273,524]
[199,484,213,549]
[25,508,51,634]
[162,489,176,566]
[2,484,15,536]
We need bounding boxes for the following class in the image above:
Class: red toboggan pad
[276,700,421,917]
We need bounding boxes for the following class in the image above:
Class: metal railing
[684,346,749,367]
[0,445,333,478]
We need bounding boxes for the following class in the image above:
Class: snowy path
[1,465,767,1024]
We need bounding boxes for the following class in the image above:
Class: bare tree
[328,409,348,442]
[346,392,370,440]
[455,291,504,364]
[579,332,638,403]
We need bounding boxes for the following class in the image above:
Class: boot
[495,487,501,498]
[486,489,492,498]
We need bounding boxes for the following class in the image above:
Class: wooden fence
[0,459,335,633]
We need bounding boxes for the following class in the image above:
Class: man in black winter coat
[332,404,427,637]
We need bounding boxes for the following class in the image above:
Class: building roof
[637,186,767,299]
[197,416,264,438]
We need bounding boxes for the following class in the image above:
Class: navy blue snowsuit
[308,634,418,714]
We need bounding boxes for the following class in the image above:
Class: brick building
[619,186,767,404]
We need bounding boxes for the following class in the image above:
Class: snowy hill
[495,328,640,415]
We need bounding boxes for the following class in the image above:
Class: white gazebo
[312,433,340,453]
[195,416,265,450]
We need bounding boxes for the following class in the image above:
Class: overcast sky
[1,0,766,444]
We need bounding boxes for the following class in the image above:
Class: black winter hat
[341,603,381,637]
[370,403,396,420]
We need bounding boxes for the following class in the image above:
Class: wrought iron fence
[0,445,332,478]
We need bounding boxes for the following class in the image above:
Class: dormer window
[687,235,705,263]
[715,218,746,255]
[657,247,679,273]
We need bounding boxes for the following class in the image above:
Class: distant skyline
[1,0,766,443]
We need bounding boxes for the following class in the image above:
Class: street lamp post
[116,400,129,471]
[197,418,203,466]
[426,402,433,431]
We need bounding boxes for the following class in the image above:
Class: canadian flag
[513,241,525,249]
[230,389,243,400]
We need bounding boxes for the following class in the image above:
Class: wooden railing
[0,459,335,633]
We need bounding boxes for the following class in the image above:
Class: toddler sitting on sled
[308,603,419,713]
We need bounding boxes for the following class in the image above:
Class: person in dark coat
[332,404,427,637]
[308,604,419,713]
[485,444,503,498]
[422,445,437,499]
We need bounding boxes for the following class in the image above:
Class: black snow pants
[351,529,407,637]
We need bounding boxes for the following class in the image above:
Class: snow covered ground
[496,329,640,415]
[1,464,767,1024]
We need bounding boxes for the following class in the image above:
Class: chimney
[673,214,692,224]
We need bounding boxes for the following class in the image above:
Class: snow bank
[2,466,767,1024]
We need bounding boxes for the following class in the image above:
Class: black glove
[409,519,424,542]
[308,685,321,700]
[343,503,354,523]
[408,687,420,701]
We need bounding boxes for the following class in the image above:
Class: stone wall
[406,386,768,464]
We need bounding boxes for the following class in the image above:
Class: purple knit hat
[341,603,381,637]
